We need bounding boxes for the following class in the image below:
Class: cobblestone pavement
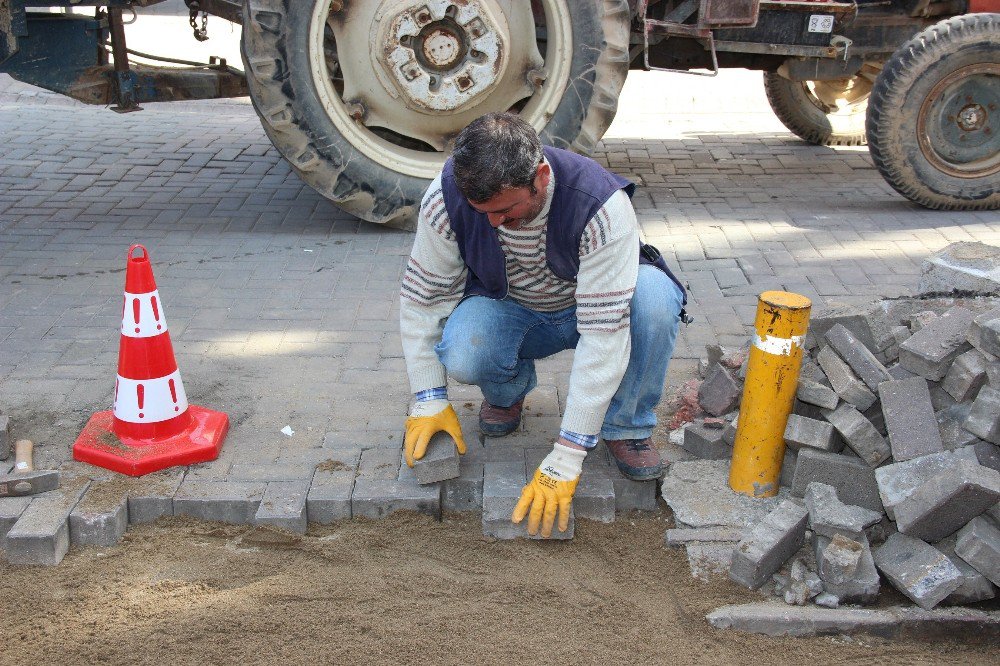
[1,68,999,561]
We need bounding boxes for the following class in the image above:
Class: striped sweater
[400,167,639,436]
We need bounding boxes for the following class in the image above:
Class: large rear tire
[866,13,1000,210]
[763,72,872,147]
[241,0,631,228]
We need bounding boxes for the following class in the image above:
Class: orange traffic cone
[73,244,228,476]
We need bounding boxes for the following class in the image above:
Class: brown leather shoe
[605,437,663,481]
[479,398,524,436]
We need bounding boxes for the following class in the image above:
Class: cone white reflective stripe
[113,369,189,423]
[120,290,168,338]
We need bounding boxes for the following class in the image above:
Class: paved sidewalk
[1,70,998,560]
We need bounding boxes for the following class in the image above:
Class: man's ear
[535,162,551,190]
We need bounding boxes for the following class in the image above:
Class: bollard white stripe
[113,369,189,423]
[752,332,805,356]
[120,290,168,338]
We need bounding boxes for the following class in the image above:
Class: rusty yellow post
[729,291,812,498]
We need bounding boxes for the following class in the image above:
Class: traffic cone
[73,244,229,476]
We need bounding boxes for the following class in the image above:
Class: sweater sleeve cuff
[408,364,449,395]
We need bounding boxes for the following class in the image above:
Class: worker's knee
[436,335,502,385]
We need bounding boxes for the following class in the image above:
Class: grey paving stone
[964,385,1000,444]
[899,306,975,381]
[874,532,963,610]
[894,460,1000,542]
[307,464,355,524]
[706,602,1000,639]
[819,534,862,584]
[791,448,884,514]
[173,480,266,524]
[795,379,838,411]
[662,460,789,529]
[0,496,32,547]
[697,363,741,416]
[821,403,891,467]
[803,482,882,540]
[806,304,893,358]
[127,470,185,524]
[255,481,309,534]
[968,307,1000,358]
[351,477,440,520]
[784,414,840,453]
[824,324,892,391]
[937,403,981,451]
[482,460,572,539]
[722,413,739,446]
[875,449,980,520]
[574,473,615,523]
[942,349,989,402]
[954,515,1000,587]
[878,377,944,462]
[611,472,658,512]
[665,527,745,546]
[441,461,484,513]
[974,440,1000,472]
[686,542,735,581]
[357,447,402,480]
[683,420,732,460]
[729,500,809,589]
[413,431,460,485]
[887,363,916,381]
[936,534,996,605]
[69,480,129,547]
[815,534,880,604]
[918,242,1000,296]
[816,346,876,411]
[0,414,9,461]
[5,475,90,566]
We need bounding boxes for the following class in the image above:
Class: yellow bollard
[729,291,812,498]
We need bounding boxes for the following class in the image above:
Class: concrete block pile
[664,299,1000,611]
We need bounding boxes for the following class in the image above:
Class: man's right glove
[403,399,467,467]
[512,442,586,538]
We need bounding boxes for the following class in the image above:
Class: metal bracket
[640,1,719,77]
[107,7,140,112]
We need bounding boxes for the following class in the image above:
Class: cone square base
[72,406,229,476]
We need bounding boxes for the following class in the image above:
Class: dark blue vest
[440,145,686,307]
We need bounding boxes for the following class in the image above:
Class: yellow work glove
[403,399,467,467]
[512,442,587,538]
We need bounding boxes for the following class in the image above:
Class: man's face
[469,162,551,231]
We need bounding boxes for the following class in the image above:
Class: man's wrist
[558,429,597,451]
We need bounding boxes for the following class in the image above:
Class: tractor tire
[241,0,631,229]
[763,72,870,147]
[866,13,1000,210]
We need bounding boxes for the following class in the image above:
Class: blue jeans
[435,265,684,440]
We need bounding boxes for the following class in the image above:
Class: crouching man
[400,113,687,537]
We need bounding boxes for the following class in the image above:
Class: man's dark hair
[451,112,543,203]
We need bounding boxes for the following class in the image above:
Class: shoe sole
[479,419,521,437]
[612,459,664,482]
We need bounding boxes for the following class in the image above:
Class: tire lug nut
[345,101,366,121]
[330,0,343,12]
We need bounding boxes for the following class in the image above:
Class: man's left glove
[512,442,586,538]
[404,399,467,468]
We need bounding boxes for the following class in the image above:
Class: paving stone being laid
[729,500,809,589]
[665,527,745,546]
[254,481,309,534]
[706,602,1000,639]
[874,532,963,610]
[963,385,1000,444]
[69,479,130,547]
[942,349,990,402]
[935,534,996,605]
[482,461,573,540]
[351,477,441,521]
[791,448,884,514]
[795,379,839,411]
[441,455,484,514]
[821,403,891,467]
[803,482,882,540]
[878,377,944,462]
[875,448,980,520]
[413,431,460,485]
[899,306,975,381]
[783,414,840,453]
[815,534,880,604]
[697,363,742,417]
[824,324,893,391]
[967,306,1000,358]
[5,475,90,566]
[574,473,615,523]
[937,403,981,451]
[683,420,732,460]
[662,460,790,529]
[126,469,186,525]
[173,480,266,525]
[893,459,1000,542]
[816,346,876,411]
[954,515,1000,587]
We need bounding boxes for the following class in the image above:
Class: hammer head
[0,470,60,497]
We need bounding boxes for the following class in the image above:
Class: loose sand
[1,512,995,665]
